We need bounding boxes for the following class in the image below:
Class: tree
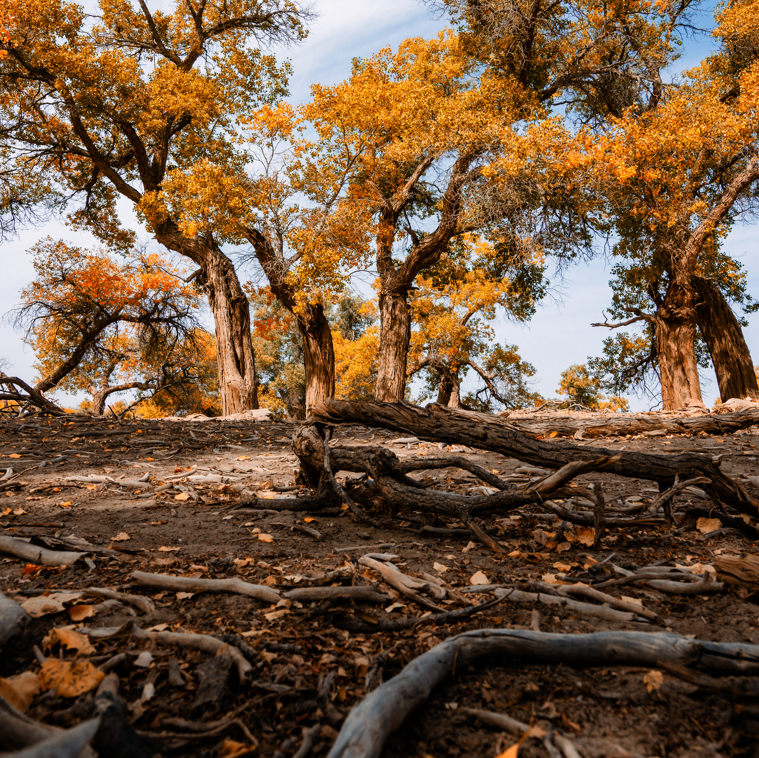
[333,298,380,402]
[0,0,311,414]
[249,287,307,419]
[155,100,374,412]
[306,0,699,403]
[557,364,629,411]
[250,288,380,415]
[17,238,203,412]
[408,235,544,409]
[586,7,759,408]
[304,35,554,402]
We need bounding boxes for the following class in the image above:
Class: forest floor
[2,411,759,758]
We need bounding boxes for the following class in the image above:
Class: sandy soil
[1,413,759,758]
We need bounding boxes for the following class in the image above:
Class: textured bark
[374,153,479,401]
[243,228,335,411]
[375,290,412,402]
[310,399,759,516]
[655,281,704,410]
[328,629,759,758]
[204,248,258,414]
[155,225,258,415]
[694,275,759,402]
[501,408,759,438]
[300,302,336,412]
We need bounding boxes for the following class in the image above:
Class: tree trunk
[297,302,335,413]
[693,275,759,402]
[436,376,453,405]
[155,225,259,415]
[376,290,412,401]
[655,282,704,410]
[203,247,258,415]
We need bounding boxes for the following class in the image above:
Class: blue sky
[1,0,755,411]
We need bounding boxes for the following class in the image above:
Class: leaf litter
[1,414,759,757]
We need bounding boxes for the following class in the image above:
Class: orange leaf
[39,659,104,698]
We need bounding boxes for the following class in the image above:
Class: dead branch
[327,629,759,758]
[336,597,504,633]
[130,571,281,604]
[488,587,646,623]
[0,536,87,566]
[0,375,66,417]
[459,707,581,758]
[358,556,445,611]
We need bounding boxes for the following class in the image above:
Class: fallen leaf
[697,517,722,534]
[22,596,66,618]
[548,431,558,438]
[8,454,21,459]
[47,628,96,655]
[176,591,195,600]
[12,508,26,516]
[432,562,449,574]
[496,743,520,758]
[134,651,154,668]
[542,573,560,584]
[0,672,41,713]
[257,533,274,543]
[59,501,72,508]
[111,532,130,542]
[86,484,97,491]
[508,550,522,558]
[157,546,180,552]
[304,517,317,523]
[174,492,190,501]
[582,555,598,569]
[532,529,555,546]
[219,738,258,757]
[147,623,169,632]
[555,542,572,553]
[263,609,290,622]
[644,670,665,693]
[574,527,595,546]
[385,602,405,613]
[235,456,251,461]
[68,604,97,622]
[462,541,477,553]
[552,561,573,572]
[469,571,490,586]
[620,595,643,608]
[39,659,104,698]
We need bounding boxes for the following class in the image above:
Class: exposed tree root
[290,426,619,544]
[326,628,759,758]
[310,399,759,518]
[0,590,30,647]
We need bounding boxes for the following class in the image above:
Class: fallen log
[310,400,758,517]
[327,628,759,758]
[501,408,759,439]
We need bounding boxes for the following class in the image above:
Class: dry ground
[2,412,759,758]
